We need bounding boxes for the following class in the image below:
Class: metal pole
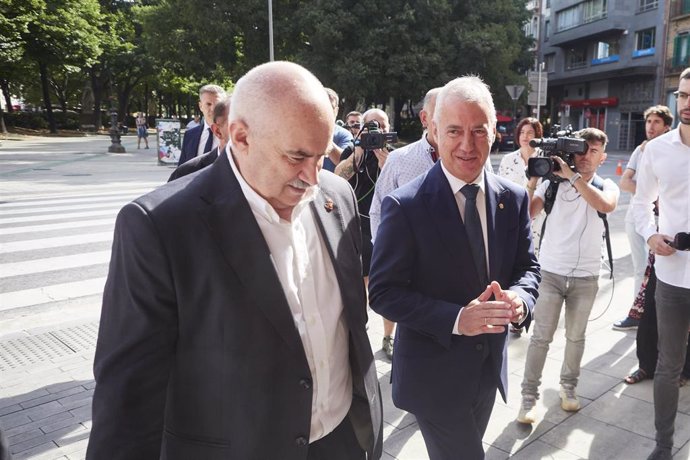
[268,0,274,61]
[536,62,543,122]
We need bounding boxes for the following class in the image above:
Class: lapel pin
[498,203,504,210]
[324,199,334,212]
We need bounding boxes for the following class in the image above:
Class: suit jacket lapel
[484,173,509,282]
[421,163,477,282]
[197,151,307,358]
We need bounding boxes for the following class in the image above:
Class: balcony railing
[667,57,690,75]
[637,0,658,13]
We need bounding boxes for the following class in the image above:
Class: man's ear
[197,100,203,112]
[600,151,607,165]
[431,119,439,141]
[419,109,429,129]
[229,120,249,153]
[211,123,223,140]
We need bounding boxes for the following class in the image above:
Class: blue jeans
[653,280,690,449]
[521,270,599,399]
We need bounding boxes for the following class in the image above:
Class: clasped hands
[457,281,525,336]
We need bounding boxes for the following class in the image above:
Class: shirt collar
[439,160,485,196]
[202,120,212,132]
[226,145,318,223]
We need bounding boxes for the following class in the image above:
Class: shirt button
[475,343,484,351]
[299,378,312,390]
[295,436,308,447]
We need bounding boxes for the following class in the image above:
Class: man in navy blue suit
[179,84,227,165]
[368,76,540,460]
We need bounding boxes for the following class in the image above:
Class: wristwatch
[569,172,582,186]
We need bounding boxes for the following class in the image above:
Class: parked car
[492,117,515,152]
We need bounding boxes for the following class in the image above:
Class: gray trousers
[521,270,599,399]
[654,280,690,448]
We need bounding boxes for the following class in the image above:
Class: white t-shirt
[535,177,620,277]
[624,145,642,223]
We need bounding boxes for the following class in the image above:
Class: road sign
[527,71,547,106]
[505,85,525,101]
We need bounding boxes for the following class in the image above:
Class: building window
[595,39,619,59]
[544,20,550,40]
[583,0,607,23]
[638,0,658,12]
[673,33,690,68]
[566,47,588,69]
[636,28,655,50]
[545,53,556,72]
[633,28,656,58]
[556,5,580,31]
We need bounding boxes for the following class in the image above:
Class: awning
[560,97,618,108]
[496,114,513,122]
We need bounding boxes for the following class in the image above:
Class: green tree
[21,0,102,132]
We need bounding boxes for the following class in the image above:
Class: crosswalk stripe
[0,250,111,277]
[0,185,160,204]
[0,277,107,312]
[0,218,116,236]
[0,232,112,253]
[1,209,118,225]
[0,201,130,216]
[0,191,146,209]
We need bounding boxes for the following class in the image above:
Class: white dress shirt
[370,135,436,241]
[633,128,690,289]
[198,121,219,157]
[227,148,352,441]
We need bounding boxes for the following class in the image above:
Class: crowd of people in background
[85,65,689,460]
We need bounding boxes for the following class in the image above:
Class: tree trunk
[144,82,149,116]
[393,97,404,134]
[38,61,57,134]
[0,104,7,134]
[1,79,13,113]
[90,68,103,129]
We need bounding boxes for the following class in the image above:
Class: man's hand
[552,157,575,182]
[457,282,515,336]
[373,148,389,169]
[648,234,676,257]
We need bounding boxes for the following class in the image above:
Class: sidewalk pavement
[4,277,690,459]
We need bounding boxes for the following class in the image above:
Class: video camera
[355,120,398,150]
[527,125,588,180]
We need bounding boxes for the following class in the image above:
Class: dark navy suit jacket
[178,124,204,166]
[368,162,540,422]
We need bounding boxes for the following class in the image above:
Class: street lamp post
[107,107,125,153]
[268,0,274,61]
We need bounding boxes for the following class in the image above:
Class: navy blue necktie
[461,184,489,287]
[203,127,214,153]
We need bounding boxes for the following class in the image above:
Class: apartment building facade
[537,0,667,150]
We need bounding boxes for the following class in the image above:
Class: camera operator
[335,108,394,288]
[634,68,690,460]
[517,127,619,425]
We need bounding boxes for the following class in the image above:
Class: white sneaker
[559,384,581,412]
[517,395,537,424]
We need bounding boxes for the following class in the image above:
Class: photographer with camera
[517,127,619,425]
[634,68,690,460]
[335,109,396,290]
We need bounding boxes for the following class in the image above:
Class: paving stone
[510,439,581,459]
[382,422,428,460]
[0,388,49,410]
[484,400,557,455]
[0,411,31,430]
[0,403,21,417]
[538,412,657,458]
[20,385,85,410]
[10,441,58,460]
[5,411,73,438]
[23,401,66,422]
[10,423,86,455]
[54,427,90,447]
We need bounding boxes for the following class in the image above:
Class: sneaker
[510,324,523,336]
[612,317,639,331]
[516,395,537,424]
[382,336,394,361]
[559,384,581,412]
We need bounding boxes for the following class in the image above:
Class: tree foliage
[3,0,534,133]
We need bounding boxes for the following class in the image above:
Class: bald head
[362,108,390,133]
[230,61,334,136]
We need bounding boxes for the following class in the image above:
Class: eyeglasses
[673,91,689,101]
